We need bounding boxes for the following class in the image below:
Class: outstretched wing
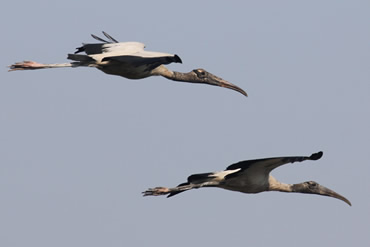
[75,41,146,56]
[73,32,182,66]
[75,32,146,57]
[226,151,323,174]
[102,54,182,72]
[90,31,119,43]
[101,31,119,43]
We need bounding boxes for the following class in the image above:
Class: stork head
[292,181,351,206]
[188,69,247,96]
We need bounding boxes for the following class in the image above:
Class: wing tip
[174,54,182,63]
[102,31,119,43]
[309,151,323,160]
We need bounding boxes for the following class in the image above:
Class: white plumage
[85,42,175,63]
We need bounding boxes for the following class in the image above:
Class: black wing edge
[167,172,213,198]
[102,55,182,72]
[226,157,273,171]
[90,32,119,43]
[102,31,119,43]
[75,32,120,54]
[309,151,323,160]
[167,182,189,198]
[226,151,324,171]
[91,33,109,43]
[187,172,214,183]
[173,54,182,63]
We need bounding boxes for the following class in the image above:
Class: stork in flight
[143,151,351,206]
[9,32,247,96]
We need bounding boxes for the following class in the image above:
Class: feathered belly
[98,64,153,79]
[221,174,269,194]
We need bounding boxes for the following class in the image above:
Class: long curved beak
[315,185,352,206]
[208,74,248,97]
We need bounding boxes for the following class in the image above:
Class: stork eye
[194,69,206,77]
[308,181,317,188]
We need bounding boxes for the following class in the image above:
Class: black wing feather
[91,34,109,43]
[167,172,214,198]
[226,151,323,171]
[102,31,119,43]
[167,182,189,198]
[102,55,182,71]
[187,173,214,183]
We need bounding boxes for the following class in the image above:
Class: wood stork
[143,151,351,206]
[9,32,247,96]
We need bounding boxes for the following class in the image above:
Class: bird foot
[8,61,45,71]
[142,187,170,196]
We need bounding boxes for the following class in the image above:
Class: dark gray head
[188,69,247,96]
[292,181,351,206]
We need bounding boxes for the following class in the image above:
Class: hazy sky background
[1,1,369,246]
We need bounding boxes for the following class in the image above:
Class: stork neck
[151,65,175,79]
[268,176,293,193]
[171,71,196,83]
[153,66,197,83]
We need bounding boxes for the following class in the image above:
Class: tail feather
[187,172,214,183]
[166,172,215,198]
[167,182,190,198]
[67,54,94,62]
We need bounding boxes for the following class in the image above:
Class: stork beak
[313,184,352,206]
[207,74,248,97]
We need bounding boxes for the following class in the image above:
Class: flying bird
[143,151,351,206]
[9,32,247,96]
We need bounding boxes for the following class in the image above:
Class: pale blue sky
[1,1,369,246]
